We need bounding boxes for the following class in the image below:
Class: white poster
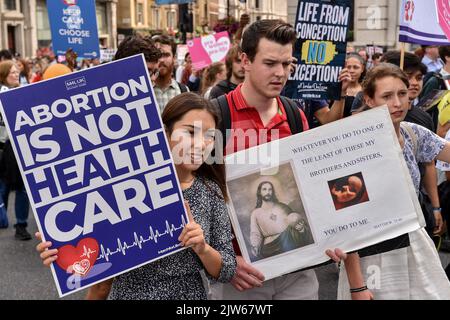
[225,107,423,280]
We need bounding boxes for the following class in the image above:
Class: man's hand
[230,256,265,291]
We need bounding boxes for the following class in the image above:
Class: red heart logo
[56,238,99,276]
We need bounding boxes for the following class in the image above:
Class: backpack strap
[210,95,231,151]
[280,96,304,134]
[400,122,418,157]
[178,82,188,93]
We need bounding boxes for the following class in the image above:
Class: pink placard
[436,0,450,41]
[187,32,231,70]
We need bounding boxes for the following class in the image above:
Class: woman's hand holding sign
[178,201,224,279]
[179,201,207,255]
[36,232,58,267]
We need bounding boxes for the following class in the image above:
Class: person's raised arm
[314,68,351,124]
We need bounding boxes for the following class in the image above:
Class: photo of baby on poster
[225,107,424,280]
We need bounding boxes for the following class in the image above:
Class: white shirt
[422,55,444,73]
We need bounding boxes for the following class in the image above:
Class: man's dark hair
[114,35,162,63]
[152,35,177,57]
[241,19,296,62]
[372,52,383,60]
[0,49,12,61]
[381,50,427,75]
[439,45,450,63]
[255,181,279,208]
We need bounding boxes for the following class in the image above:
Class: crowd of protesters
[1,17,450,300]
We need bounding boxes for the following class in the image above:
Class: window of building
[167,11,176,29]
[255,0,260,10]
[4,0,17,11]
[152,9,160,29]
[96,3,108,35]
[36,0,51,47]
[136,2,144,25]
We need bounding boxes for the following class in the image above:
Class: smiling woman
[35,92,237,300]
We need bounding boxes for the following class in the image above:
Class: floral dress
[109,176,236,300]
[338,122,450,299]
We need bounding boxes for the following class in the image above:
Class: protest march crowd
[1,12,450,300]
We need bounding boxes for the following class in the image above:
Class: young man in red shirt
[211,19,350,299]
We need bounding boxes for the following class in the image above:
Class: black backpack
[423,72,446,90]
[178,82,188,93]
[211,95,304,150]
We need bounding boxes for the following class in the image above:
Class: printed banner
[187,32,231,70]
[0,55,188,297]
[399,0,450,45]
[47,0,100,59]
[284,0,352,100]
[225,107,424,280]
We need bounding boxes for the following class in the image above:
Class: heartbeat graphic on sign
[96,215,188,262]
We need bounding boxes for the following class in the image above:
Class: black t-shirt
[404,105,435,131]
[209,80,238,100]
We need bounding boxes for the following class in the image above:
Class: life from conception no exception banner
[0,55,189,297]
[284,0,352,101]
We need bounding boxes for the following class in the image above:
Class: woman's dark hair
[362,63,409,99]
[152,35,177,57]
[241,19,296,62]
[381,50,427,75]
[17,58,30,80]
[439,45,450,64]
[346,52,366,83]
[356,63,409,113]
[162,92,228,201]
[114,35,162,63]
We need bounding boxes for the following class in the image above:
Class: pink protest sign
[436,0,450,41]
[187,32,231,70]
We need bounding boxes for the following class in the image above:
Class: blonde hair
[201,62,225,95]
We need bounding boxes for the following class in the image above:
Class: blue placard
[47,0,100,59]
[0,55,188,297]
[284,0,352,101]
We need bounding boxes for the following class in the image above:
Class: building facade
[217,0,287,23]
[117,0,179,41]
[288,0,404,50]
[0,0,117,58]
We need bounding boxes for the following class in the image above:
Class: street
[0,192,448,300]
